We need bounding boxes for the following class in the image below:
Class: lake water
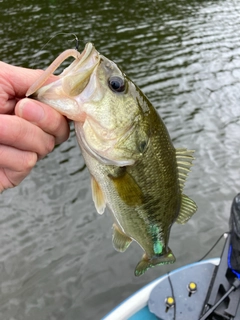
[1,0,240,319]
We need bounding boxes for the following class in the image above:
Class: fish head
[30,43,151,166]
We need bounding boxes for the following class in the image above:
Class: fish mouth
[27,42,101,120]
[26,42,100,98]
[57,42,101,97]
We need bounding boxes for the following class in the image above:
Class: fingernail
[18,98,45,123]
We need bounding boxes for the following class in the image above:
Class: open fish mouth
[26,42,101,120]
[26,42,100,97]
[60,42,100,83]
[59,42,101,97]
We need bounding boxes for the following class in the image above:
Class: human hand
[0,61,70,192]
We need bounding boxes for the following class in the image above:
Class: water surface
[1,0,240,319]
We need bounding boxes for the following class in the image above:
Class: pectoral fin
[108,169,143,206]
[91,176,106,215]
[176,194,197,224]
[135,250,176,277]
[112,224,132,252]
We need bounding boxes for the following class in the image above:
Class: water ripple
[1,0,240,319]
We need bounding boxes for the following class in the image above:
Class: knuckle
[22,152,37,171]
[48,113,62,135]
[44,136,55,155]
[11,117,25,143]
[50,116,70,145]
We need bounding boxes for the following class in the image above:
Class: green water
[1,0,240,319]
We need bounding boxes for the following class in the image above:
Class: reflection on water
[1,0,240,319]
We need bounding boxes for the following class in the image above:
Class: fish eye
[108,76,125,93]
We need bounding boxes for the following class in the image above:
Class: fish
[26,43,197,276]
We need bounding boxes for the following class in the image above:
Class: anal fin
[176,194,197,224]
[91,176,106,215]
[112,223,132,252]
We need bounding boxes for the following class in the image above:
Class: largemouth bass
[27,43,197,276]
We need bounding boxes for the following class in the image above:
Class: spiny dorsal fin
[91,176,106,215]
[176,194,197,224]
[176,148,195,192]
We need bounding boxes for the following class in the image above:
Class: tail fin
[134,249,176,277]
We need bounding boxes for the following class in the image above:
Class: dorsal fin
[176,148,195,192]
[176,194,197,224]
